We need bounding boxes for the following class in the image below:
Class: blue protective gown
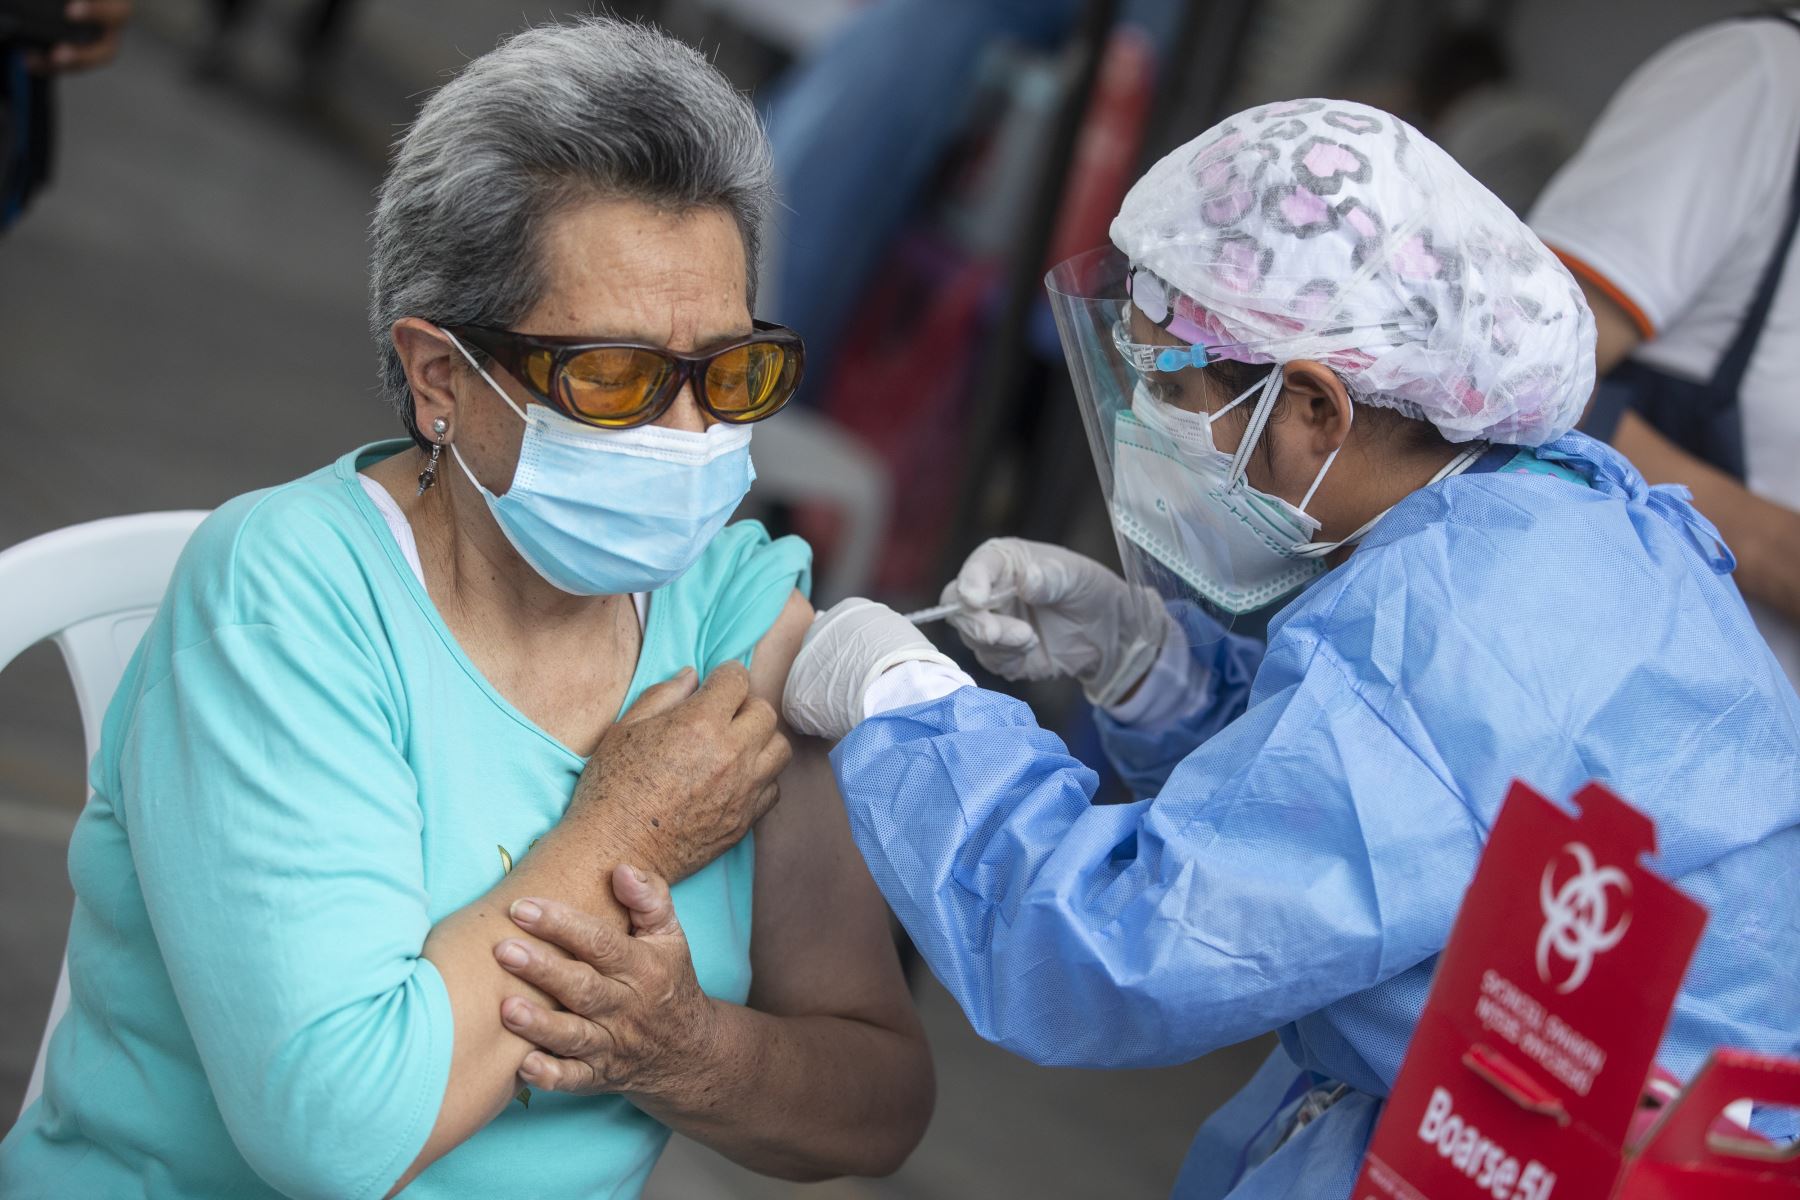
[831,434,1800,1198]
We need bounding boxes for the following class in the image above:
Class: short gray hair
[369,17,775,438]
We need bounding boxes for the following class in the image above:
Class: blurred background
[0,0,1766,1194]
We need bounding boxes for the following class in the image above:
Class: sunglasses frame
[443,319,805,431]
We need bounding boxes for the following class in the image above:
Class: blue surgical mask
[445,331,755,596]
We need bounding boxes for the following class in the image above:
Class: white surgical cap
[1110,98,1595,446]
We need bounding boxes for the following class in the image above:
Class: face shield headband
[1122,262,1424,375]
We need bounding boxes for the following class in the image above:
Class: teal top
[1499,445,1586,486]
[0,441,811,1200]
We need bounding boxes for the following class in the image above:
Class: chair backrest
[0,511,210,754]
[743,408,890,605]
[0,511,208,1115]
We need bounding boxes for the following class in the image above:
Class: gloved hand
[944,538,1175,707]
[783,598,960,741]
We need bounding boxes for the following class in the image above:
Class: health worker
[780,99,1800,1199]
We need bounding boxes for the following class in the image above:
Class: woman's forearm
[1614,412,1800,623]
[1584,284,1800,622]
[388,664,792,1194]
[388,820,655,1196]
[632,1000,934,1181]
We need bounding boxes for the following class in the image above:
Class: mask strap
[448,441,488,497]
[1226,365,1287,484]
[443,328,529,423]
[1292,439,1490,557]
[1208,375,1262,426]
[1297,403,1354,513]
[1224,367,1352,515]
[1296,448,1341,513]
[1427,441,1490,486]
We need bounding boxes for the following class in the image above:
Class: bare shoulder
[746,589,815,712]
[743,593,912,1025]
[744,590,838,842]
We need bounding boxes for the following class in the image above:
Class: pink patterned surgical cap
[1110,98,1595,445]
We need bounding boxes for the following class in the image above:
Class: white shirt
[1530,13,1800,687]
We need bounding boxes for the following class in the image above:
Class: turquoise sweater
[0,441,811,1200]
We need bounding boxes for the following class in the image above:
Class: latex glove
[944,537,1175,707]
[784,598,960,740]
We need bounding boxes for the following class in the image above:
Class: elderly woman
[0,19,931,1200]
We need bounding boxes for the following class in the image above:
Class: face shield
[1046,245,1337,632]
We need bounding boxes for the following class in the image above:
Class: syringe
[903,587,1017,626]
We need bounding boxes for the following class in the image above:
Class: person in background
[1412,23,1570,215]
[1530,9,1800,689]
[1,0,131,230]
[758,0,1180,401]
[757,0,1081,399]
[194,0,354,88]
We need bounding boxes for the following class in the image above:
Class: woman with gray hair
[0,18,931,1200]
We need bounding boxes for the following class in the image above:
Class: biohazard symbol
[1536,842,1631,994]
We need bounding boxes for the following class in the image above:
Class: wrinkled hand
[782,598,959,740]
[944,537,1173,706]
[495,867,714,1098]
[30,1,131,73]
[571,662,790,885]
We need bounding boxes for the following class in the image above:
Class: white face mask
[1112,378,1329,614]
[1112,377,1485,613]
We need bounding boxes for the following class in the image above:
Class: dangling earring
[417,417,448,495]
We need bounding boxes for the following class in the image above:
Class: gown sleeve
[1094,601,1267,798]
[830,630,1484,1069]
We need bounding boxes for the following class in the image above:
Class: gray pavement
[0,9,1266,1196]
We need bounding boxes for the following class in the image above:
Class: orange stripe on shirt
[1548,246,1657,340]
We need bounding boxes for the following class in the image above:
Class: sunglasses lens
[521,348,555,395]
[560,347,672,424]
[706,342,798,421]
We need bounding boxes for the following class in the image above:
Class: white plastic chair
[0,511,208,1116]
[743,408,891,605]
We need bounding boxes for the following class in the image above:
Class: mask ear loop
[1206,375,1264,427]
[442,328,530,423]
[1225,364,1287,484]
[1290,437,1490,558]
[1296,403,1352,513]
[439,328,533,499]
[1223,365,1351,517]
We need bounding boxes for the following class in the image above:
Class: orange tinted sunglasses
[445,320,804,430]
